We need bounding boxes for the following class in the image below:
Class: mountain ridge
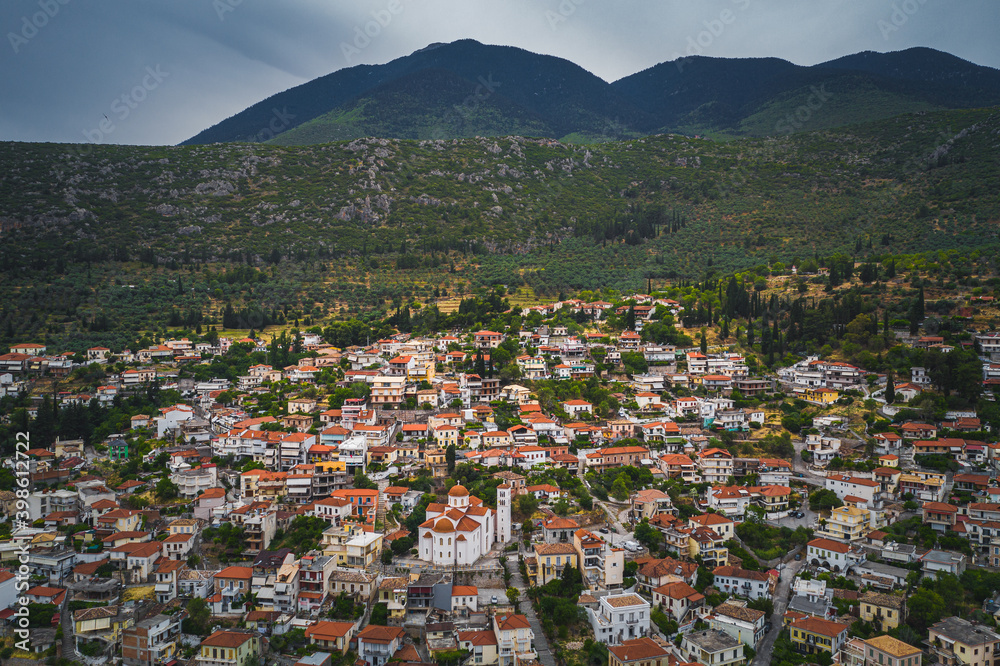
[183,41,1000,145]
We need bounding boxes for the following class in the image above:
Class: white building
[587,593,651,645]
[418,485,496,566]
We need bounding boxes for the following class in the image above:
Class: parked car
[794,553,802,561]
[599,527,609,534]
[491,596,498,604]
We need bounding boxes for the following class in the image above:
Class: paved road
[768,498,817,531]
[752,554,806,666]
[509,556,556,666]
[791,438,828,488]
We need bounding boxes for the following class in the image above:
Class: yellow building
[805,387,839,404]
[789,616,849,655]
[74,606,134,646]
[197,630,260,666]
[822,506,869,542]
[433,426,460,450]
[322,525,384,569]
[377,576,409,621]
[530,543,579,586]
[859,591,905,631]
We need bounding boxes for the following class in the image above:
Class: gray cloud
[0,0,996,145]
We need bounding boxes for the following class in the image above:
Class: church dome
[432,518,455,533]
[448,485,470,497]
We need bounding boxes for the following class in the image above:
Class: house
[825,475,880,506]
[861,635,922,666]
[607,637,671,666]
[680,629,745,666]
[651,581,704,622]
[698,448,734,484]
[635,557,698,594]
[659,454,698,482]
[788,616,849,655]
[493,613,536,666]
[586,593,651,646]
[585,446,649,472]
[122,612,184,666]
[711,566,771,601]
[304,621,356,653]
[688,513,735,541]
[357,625,407,666]
[73,605,135,657]
[927,617,1000,666]
[710,603,766,648]
[806,538,855,573]
[162,533,196,560]
[457,629,499,666]
[563,400,593,417]
[859,591,906,631]
[920,549,967,578]
[541,517,580,544]
[196,630,260,666]
[630,489,674,522]
[820,506,870,542]
[922,501,959,532]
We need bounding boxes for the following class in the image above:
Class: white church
[418,483,512,566]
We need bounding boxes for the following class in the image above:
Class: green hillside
[1,107,999,351]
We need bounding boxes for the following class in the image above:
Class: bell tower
[496,483,512,545]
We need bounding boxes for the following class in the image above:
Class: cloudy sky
[1,0,997,146]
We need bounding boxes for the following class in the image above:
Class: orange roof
[200,630,255,648]
[217,566,253,579]
[807,537,851,554]
[357,625,406,643]
[790,616,849,638]
[305,621,356,641]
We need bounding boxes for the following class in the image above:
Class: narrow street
[751,554,805,666]
[509,558,556,666]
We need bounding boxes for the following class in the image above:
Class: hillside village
[4,288,1000,666]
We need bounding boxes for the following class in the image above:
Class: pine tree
[885,373,896,405]
[700,329,708,354]
[625,306,636,331]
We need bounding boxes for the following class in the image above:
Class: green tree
[371,603,389,626]
[634,518,661,552]
[155,476,179,501]
[506,587,520,606]
[446,444,457,474]
[353,470,377,490]
[906,587,945,633]
[515,494,539,517]
[885,373,896,405]
[610,476,630,501]
[183,597,211,635]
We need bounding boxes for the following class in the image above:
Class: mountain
[612,47,1000,136]
[5,106,1000,352]
[183,39,653,146]
[184,42,1000,145]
